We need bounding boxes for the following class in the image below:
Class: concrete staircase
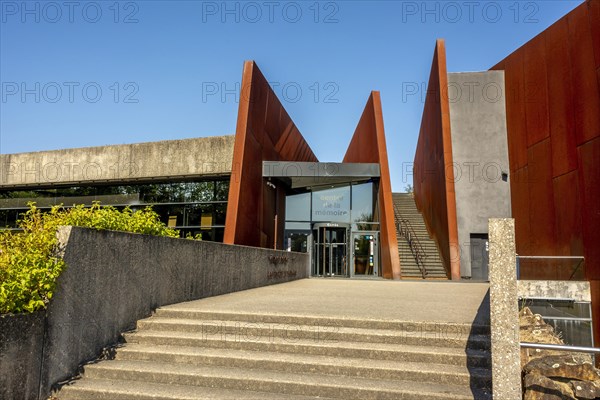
[57,309,491,399]
[393,193,449,279]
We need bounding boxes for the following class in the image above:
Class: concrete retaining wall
[0,226,308,399]
[518,280,591,302]
[0,311,45,400]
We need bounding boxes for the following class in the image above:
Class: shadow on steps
[468,289,492,399]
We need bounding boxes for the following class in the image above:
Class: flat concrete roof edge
[0,134,235,157]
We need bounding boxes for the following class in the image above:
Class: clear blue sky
[0,0,582,190]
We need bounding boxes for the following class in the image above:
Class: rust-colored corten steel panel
[491,1,598,274]
[413,39,460,280]
[490,0,599,344]
[546,17,578,178]
[511,167,531,255]
[527,138,557,256]
[553,170,583,257]
[224,61,318,248]
[568,2,600,146]
[343,92,401,280]
[502,52,528,171]
[523,35,551,148]
[578,137,600,280]
[590,0,600,69]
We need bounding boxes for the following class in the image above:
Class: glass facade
[0,179,230,241]
[284,181,378,231]
[283,180,380,278]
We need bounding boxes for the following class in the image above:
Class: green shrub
[0,203,180,314]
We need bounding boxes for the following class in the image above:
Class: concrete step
[58,378,334,400]
[398,232,433,239]
[397,237,438,244]
[397,253,443,261]
[401,268,447,275]
[114,344,491,387]
[79,360,491,400]
[400,265,446,270]
[401,274,448,279]
[151,309,489,335]
[123,331,490,368]
[398,244,441,252]
[133,318,491,349]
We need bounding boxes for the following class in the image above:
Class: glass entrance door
[352,232,379,277]
[312,225,348,277]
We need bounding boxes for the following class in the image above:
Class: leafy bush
[0,203,180,314]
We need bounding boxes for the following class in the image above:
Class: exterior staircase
[393,193,448,279]
[56,305,492,399]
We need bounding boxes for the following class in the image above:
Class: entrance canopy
[262,161,380,189]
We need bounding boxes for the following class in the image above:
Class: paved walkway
[164,278,490,326]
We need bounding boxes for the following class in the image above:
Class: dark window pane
[352,182,374,222]
[188,181,215,202]
[212,228,225,242]
[214,203,227,226]
[285,192,311,221]
[215,180,230,201]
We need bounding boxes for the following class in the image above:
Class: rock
[519,306,570,367]
[523,373,576,399]
[524,355,600,382]
[568,380,600,399]
[520,307,600,399]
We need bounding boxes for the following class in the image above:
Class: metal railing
[397,218,428,279]
[520,342,600,354]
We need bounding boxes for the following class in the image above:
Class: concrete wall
[448,71,512,278]
[0,311,45,400]
[1,226,308,399]
[0,135,235,188]
[517,280,591,302]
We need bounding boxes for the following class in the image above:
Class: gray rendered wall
[448,71,512,278]
[0,135,235,188]
[1,226,308,399]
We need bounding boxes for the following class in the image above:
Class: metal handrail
[521,342,600,354]
[397,218,428,279]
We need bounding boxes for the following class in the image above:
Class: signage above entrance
[312,186,350,223]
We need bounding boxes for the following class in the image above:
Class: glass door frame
[350,231,380,278]
[311,222,350,277]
